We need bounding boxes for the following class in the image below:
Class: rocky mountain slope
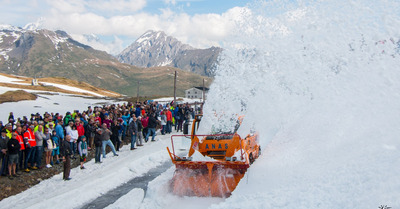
[117,30,222,77]
[0,25,211,96]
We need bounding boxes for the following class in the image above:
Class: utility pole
[136,81,140,103]
[202,78,205,103]
[174,71,177,104]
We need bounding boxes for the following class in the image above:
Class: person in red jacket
[166,109,172,134]
[15,126,25,173]
[7,133,21,179]
[75,119,85,138]
[141,114,149,142]
[23,125,36,172]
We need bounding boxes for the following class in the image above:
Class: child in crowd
[51,130,60,164]
[78,136,88,169]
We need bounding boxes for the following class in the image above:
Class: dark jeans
[161,125,166,134]
[17,150,23,171]
[166,121,172,133]
[63,156,71,179]
[26,146,36,168]
[142,127,148,139]
[146,128,156,141]
[69,142,76,156]
[174,117,178,130]
[36,146,44,167]
[130,134,136,149]
[95,146,101,163]
[0,155,8,175]
[112,137,120,151]
[177,120,184,132]
[122,125,127,139]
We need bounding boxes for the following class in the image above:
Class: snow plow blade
[168,160,248,197]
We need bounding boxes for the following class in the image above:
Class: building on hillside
[31,79,39,86]
[185,87,209,100]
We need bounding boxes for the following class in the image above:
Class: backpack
[47,139,54,150]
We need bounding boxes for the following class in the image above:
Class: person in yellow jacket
[5,123,13,139]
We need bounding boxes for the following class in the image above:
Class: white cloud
[38,0,250,54]
[70,34,124,55]
[46,0,146,14]
[89,0,146,12]
[46,0,86,14]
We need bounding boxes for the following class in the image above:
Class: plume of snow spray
[201,0,400,149]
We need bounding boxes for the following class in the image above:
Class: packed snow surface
[200,0,400,208]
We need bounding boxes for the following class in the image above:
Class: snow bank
[0,135,171,209]
[202,0,400,208]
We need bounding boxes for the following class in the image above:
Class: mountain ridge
[0,26,212,97]
[118,30,222,77]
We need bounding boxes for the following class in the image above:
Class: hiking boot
[130,148,136,150]
[24,168,30,173]
[12,174,19,177]
[114,154,119,156]
[31,166,38,170]
[64,177,72,181]
[50,161,54,166]
[55,160,60,164]
[80,166,85,169]
[8,176,13,180]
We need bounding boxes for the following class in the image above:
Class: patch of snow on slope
[40,82,104,97]
[0,74,29,85]
[43,33,68,50]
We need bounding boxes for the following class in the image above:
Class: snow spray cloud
[201,0,400,148]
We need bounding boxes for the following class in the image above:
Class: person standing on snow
[128,116,138,150]
[7,132,20,179]
[141,113,149,141]
[136,116,143,147]
[78,136,88,169]
[100,123,118,158]
[94,129,102,163]
[146,113,159,142]
[61,135,72,181]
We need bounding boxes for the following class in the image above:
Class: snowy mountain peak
[136,30,167,44]
[23,18,44,31]
[117,30,221,76]
[0,24,22,32]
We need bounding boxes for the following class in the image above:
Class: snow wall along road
[200,0,400,208]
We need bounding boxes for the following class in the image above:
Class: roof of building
[193,86,210,91]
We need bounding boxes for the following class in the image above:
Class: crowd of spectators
[0,100,198,180]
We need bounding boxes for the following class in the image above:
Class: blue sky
[146,0,249,15]
[0,0,252,54]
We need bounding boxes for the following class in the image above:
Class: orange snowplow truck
[167,114,261,197]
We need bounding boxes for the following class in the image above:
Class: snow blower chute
[167,115,261,197]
